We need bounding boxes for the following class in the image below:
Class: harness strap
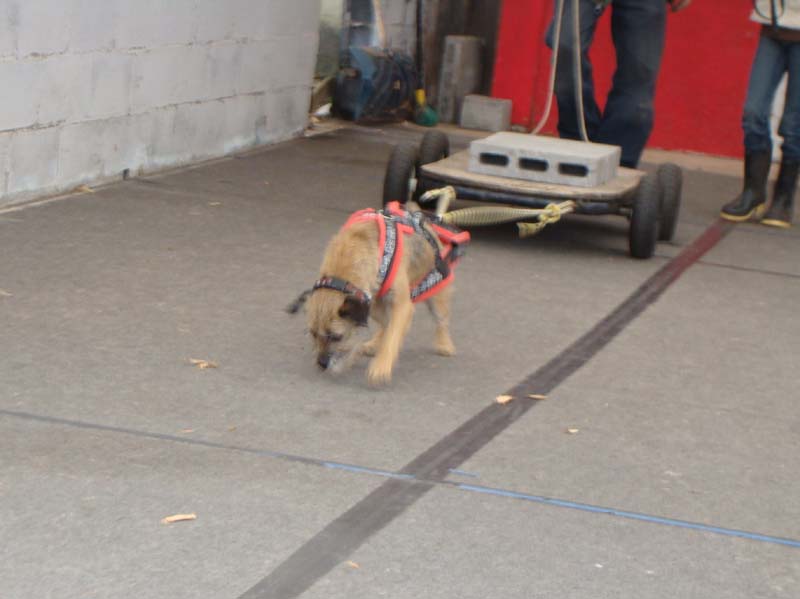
[342,202,470,303]
[313,276,372,306]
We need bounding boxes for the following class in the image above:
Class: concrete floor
[1,123,798,599]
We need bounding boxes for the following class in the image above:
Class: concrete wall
[0,0,321,207]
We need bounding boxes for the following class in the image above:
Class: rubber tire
[629,173,661,259]
[415,131,450,203]
[657,163,682,241]
[382,143,418,206]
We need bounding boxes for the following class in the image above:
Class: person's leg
[722,33,787,221]
[594,0,666,167]
[545,0,603,141]
[763,41,800,227]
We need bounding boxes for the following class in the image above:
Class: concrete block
[265,87,310,141]
[468,132,621,187]
[460,95,511,132]
[69,0,117,53]
[195,1,238,43]
[59,114,151,184]
[7,127,60,194]
[263,34,318,91]
[437,35,483,124]
[130,46,211,111]
[238,39,279,94]
[0,60,46,131]
[0,2,19,58]
[263,0,321,38]
[38,53,132,125]
[0,132,11,195]
[205,43,243,99]
[221,93,271,152]
[114,0,198,50]
[15,1,71,57]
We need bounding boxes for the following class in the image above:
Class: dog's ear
[286,289,312,315]
[338,296,370,326]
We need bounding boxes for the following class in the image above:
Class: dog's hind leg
[367,277,414,386]
[427,285,456,356]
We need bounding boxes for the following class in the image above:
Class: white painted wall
[0,0,321,207]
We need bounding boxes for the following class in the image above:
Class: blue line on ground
[457,483,800,549]
[448,468,480,478]
[3,407,798,550]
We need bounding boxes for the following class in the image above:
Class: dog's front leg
[361,303,387,357]
[367,288,414,386]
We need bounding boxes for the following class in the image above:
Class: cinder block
[16,1,71,57]
[0,60,45,131]
[265,87,310,141]
[204,43,243,99]
[0,132,11,195]
[39,53,132,125]
[221,93,270,152]
[0,2,19,58]
[460,95,511,132]
[437,35,483,124]
[130,46,210,111]
[238,39,278,94]
[69,0,117,53]
[7,127,60,194]
[269,34,319,90]
[59,114,151,184]
[114,0,198,50]
[263,0,321,38]
[469,132,621,187]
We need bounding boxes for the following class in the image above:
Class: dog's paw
[434,334,456,356]
[360,341,378,357]
[367,360,393,386]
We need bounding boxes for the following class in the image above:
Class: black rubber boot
[720,151,772,222]
[762,160,798,228]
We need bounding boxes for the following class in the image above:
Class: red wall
[491,0,761,158]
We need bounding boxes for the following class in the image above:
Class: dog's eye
[327,333,343,343]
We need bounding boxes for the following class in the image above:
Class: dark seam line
[235,220,733,598]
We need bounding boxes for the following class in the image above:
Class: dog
[288,201,469,386]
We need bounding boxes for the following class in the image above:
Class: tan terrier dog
[288,201,469,386]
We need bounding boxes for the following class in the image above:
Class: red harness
[343,201,470,303]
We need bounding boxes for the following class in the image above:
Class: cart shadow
[464,214,632,259]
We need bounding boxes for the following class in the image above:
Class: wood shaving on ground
[161,513,197,524]
[208,201,222,207]
[495,394,514,405]
[75,184,95,193]
[0,289,12,297]
[528,394,548,400]
[566,428,580,434]
[189,359,218,369]
[345,561,360,569]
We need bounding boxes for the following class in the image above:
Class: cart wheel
[657,163,682,241]
[415,131,450,203]
[382,143,418,206]
[629,173,661,259]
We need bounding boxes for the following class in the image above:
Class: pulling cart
[381,131,682,259]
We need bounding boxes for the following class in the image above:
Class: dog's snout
[317,353,331,370]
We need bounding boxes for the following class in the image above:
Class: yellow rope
[420,186,575,238]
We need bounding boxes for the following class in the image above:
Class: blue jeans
[743,31,800,162]
[546,0,666,167]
